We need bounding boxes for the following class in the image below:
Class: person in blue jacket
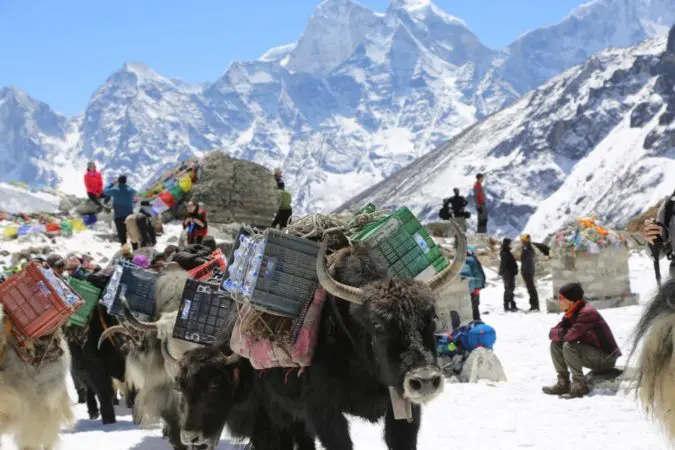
[103,175,137,245]
[459,245,487,321]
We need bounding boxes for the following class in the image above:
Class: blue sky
[0,0,585,116]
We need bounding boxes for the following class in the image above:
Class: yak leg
[248,407,294,450]
[383,403,421,450]
[86,386,99,421]
[87,360,116,425]
[305,407,352,450]
[293,420,316,450]
[161,409,187,450]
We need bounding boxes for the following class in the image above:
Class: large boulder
[188,152,279,227]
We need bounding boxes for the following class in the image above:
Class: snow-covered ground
[0,225,671,449]
[0,182,62,215]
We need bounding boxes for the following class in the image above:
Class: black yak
[176,222,466,450]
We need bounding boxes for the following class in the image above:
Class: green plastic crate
[352,206,448,280]
[65,277,101,327]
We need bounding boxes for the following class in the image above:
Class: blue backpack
[451,321,496,352]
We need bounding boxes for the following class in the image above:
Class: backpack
[451,321,496,352]
[439,205,451,220]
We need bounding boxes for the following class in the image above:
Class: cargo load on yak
[0,261,85,365]
[217,203,464,370]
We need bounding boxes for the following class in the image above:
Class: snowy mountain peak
[389,0,432,11]
[285,0,382,74]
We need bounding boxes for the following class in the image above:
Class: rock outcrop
[187,152,279,227]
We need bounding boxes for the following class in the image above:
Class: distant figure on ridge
[104,175,137,245]
[473,173,488,233]
[274,167,284,189]
[84,161,110,212]
[271,182,293,230]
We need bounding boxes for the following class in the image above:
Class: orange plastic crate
[0,262,84,339]
[187,249,227,282]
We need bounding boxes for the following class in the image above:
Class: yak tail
[631,277,675,440]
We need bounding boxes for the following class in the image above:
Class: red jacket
[84,170,104,196]
[549,301,621,357]
[473,181,485,206]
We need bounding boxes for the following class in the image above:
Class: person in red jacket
[84,161,110,212]
[183,200,208,245]
[473,173,488,233]
[542,282,621,398]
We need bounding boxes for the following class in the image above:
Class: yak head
[316,221,466,405]
[176,346,244,447]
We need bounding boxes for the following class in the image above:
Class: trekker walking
[459,245,487,321]
[542,282,621,398]
[183,200,208,245]
[473,174,488,233]
[498,238,518,312]
[520,234,540,311]
[642,187,675,282]
[84,161,109,212]
[104,175,137,245]
[271,182,293,229]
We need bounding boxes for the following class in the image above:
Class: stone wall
[547,247,637,312]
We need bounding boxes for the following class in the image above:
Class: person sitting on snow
[84,161,110,213]
[543,282,621,398]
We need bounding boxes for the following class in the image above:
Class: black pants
[476,205,488,233]
[87,193,109,209]
[272,209,292,229]
[503,275,516,310]
[522,272,539,309]
[471,292,481,321]
[114,218,127,245]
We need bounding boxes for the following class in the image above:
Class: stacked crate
[222,227,321,318]
[351,207,448,281]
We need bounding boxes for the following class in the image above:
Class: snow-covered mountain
[1,0,674,213]
[335,35,675,240]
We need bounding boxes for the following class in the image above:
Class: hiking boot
[529,306,540,312]
[569,377,590,398]
[542,375,570,395]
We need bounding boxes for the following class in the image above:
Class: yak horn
[425,219,468,292]
[161,339,179,363]
[97,325,130,350]
[315,239,363,304]
[121,296,158,332]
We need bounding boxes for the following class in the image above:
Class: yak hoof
[89,410,100,421]
[113,396,120,406]
[102,416,117,426]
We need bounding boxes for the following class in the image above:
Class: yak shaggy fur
[632,278,675,441]
[249,244,442,450]
[0,306,74,449]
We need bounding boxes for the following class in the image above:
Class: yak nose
[403,366,444,403]
[180,429,207,446]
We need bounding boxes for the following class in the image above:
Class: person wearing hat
[543,282,621,398]
[498,238,518,312]
[520,233,540,312]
